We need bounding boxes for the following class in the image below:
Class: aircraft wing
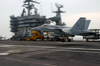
[31,24,75,37]
[31,24,64,31]
[41,26,74,37]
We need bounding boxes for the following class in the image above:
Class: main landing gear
[61,38,71,42]
[62,34,72,42]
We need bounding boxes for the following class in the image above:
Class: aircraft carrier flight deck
[0,41,100,66]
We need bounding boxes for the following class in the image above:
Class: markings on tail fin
[84,20,91,30]
[71,17,86,30]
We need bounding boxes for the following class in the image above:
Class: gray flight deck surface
[0,41,100,66]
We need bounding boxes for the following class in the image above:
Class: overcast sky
[0,0,100,39]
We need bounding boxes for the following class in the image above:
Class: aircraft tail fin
[84,20,91,30]
[71,17,86,30]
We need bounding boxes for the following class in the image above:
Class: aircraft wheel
[86,39,89,42]
[42,38,44,41]
[47,37,49,39]
[68,39,71,42]
[61,39,65,42]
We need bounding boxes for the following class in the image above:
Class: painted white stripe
[0,45,15,47]
[44,64,57,66]
[1,44,100,51]
[64,48,100,51]
[0,44,57,48]
[0,53,9,55]
[57,49,100,54]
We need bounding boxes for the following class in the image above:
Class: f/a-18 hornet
[32,17,95,42]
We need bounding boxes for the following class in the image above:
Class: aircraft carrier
[0,0,98,66]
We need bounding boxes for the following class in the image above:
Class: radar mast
[23,0,40,16]
[53,3,65,18]
[50,3,66,25]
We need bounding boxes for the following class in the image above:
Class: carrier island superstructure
[10,0,49,38]
[10,0,66,40]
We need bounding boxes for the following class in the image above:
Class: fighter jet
[31,17,95,42]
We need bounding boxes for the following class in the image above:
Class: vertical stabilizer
[84,20,91,30]
[71,17,86,30]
